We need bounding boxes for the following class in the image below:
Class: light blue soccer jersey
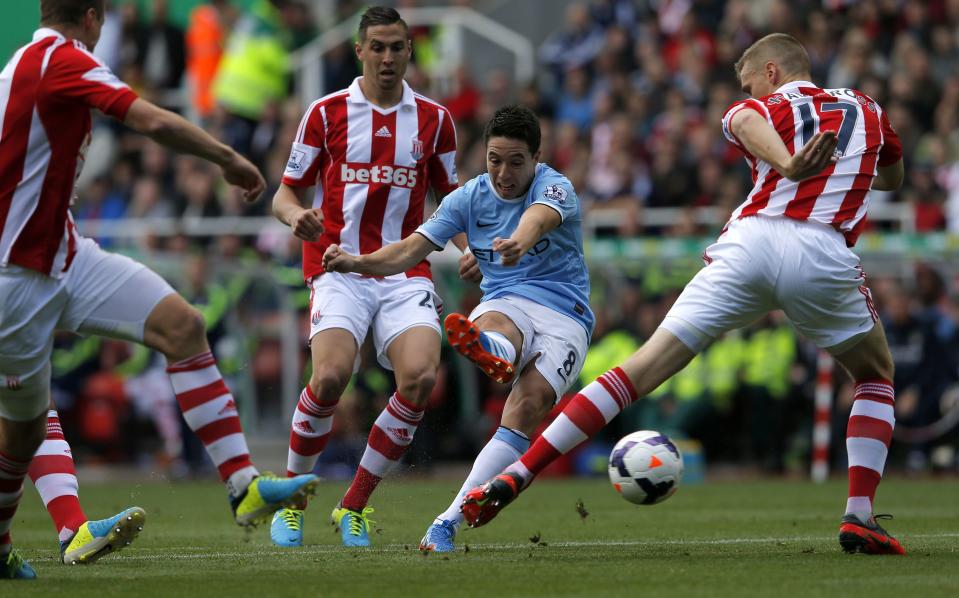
[417,163,594,337]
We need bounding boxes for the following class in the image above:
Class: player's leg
[63,243,317,527]
[424,298,582,550]
[422,362,553,552]
[0,412,47,579]
[444,310,522,384]
[272,327,358,548]
[28,402,86,548]
[27,399,147,565]
[830,324,903,554]
[461,328,696,527]
[775,220,902,555]
[333,325,440,547]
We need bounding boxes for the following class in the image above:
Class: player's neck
[43,23,89,48]
[359,77,404,110]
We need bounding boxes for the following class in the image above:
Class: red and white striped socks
[287,385,337,476]
[341,392,424,511]
[506,367,638,485]
[845,379,895,522]
[0,450,31,557]
[167,351,258,496]
[28,410,87,542]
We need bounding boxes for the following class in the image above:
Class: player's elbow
[873,162,904,191]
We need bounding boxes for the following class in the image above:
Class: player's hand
[323,244,357,273]
[221,153,266,202]
[290,208,324,242]
[492,237,523,267]
[458,251,482,283]
[784,130,838,181]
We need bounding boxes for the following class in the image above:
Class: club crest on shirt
[543,184,567,204]
[410,137,424,162]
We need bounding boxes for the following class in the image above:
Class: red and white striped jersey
[0,29,138,277]
[721,80,902,246]
[282,77,458,280]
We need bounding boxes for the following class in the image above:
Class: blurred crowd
[44,0,959,477]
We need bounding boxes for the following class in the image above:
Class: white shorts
[0,237,175,420]
[308,272,442,372]
[661,215,877,353]
[470,294,590,402]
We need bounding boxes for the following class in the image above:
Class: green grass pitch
[7,476,959,596]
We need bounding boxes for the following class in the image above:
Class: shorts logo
[311,309,321,325]
[340,163,418,189]
[543,184,567,204]
[287,149,305,172]
[410,138,424,162]
[5,376,22,391]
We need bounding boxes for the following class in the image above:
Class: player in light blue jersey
[324,105,593,552]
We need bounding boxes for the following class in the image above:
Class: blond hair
[735,33,811,79]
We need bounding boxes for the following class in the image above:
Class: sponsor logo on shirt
[472,238,551,263]
[340,163,418,189]
[543,184,567,204]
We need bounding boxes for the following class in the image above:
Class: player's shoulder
[722,97,770,121]
[49,39,103,70]
[412,91,454,119]
[823,86,883,113]
[305,88,351,114]
[531,164,576,203]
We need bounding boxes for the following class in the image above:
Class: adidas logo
[375,126,392,138]
[218,399,237,416]
[295,420,316,434]
[387,426,411,442]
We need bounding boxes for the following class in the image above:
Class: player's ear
[531,150,541,162]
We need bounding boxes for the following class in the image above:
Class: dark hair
[483,105,541,155]
[40,0,105,25]
[358,6,408,42]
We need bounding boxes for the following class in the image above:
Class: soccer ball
[608,430,684,505]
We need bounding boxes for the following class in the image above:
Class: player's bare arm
[872,159,904,191]
[323,233,434,277]
[123,99,265,201]
[272,183,324,242]
[493,204,562,267]
[730,108,838,182]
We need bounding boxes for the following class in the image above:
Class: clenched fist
[290,208,325,242]
[323,243,357,273]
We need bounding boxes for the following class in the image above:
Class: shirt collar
[33,27,86,50]
[347,77,416,110]
[773,80,816,95]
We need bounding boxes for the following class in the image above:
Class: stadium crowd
[44,0,959,477]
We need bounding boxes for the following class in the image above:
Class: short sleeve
[428,108,458,197]
[721,99,768,150]
[43,45,137,119]
[282,103,326,187]
[416,186,467,249]
[877,110,902,167]
[531,177,578,222]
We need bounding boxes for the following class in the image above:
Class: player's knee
[507,390,553,431]
[396,366,436,403]
[310,366,351,401]
[161,306,207,351]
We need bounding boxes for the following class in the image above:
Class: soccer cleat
[61,506,146,565]
[271,508,304,547]
[0,550,36,580]
[331,504,375,547]
[419,520,458,553]
[460,472,523,528]
[839,513,906,555]
[230,473,319,527]
[444,313,515,384]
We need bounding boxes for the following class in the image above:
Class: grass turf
[5,476,959,596]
